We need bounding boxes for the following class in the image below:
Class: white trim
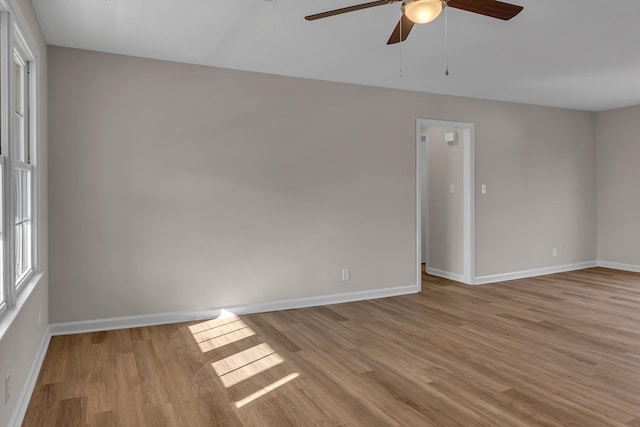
[0,271,43,341]
[416,119,475,285]
[5,0,39,58]
[473,261,597,285]
[415,125,424,292]
[50,284,419,336]
[420,131,429,267]
[27,34,38,275]
[14,161,31,171]
[0,7,39,311]
[426,267,466,283]
[50,308,224,335]
[597,260,640,273]
[1,10,12,308]
[8,326,50,427]
[464,127,476,283]
[14,269,33,293]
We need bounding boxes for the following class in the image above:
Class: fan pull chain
[400,45,404,79]
[399,13,404,79]
[445,2,449,76]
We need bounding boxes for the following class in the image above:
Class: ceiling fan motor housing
[402,0,444,24]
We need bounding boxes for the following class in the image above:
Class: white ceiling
[33,0,640,111]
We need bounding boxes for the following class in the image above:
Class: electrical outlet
[342,268,350,281]
[552,248,558,257]
[5,374,10,404]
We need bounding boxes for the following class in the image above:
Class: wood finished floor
[24,268,640,426]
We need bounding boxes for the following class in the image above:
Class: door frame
[416,119,476,288]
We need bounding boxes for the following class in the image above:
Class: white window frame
[12,36,34,290]
[0,3,38,320]
[0,10,9,318]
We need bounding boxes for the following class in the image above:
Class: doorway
[416,119,475,288]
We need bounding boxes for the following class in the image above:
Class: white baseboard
[50,284,419,336]
[597,260,640,273]
[9,326,51,427]
[49,308,223,336]
[426,267,466,284]
[473,261,598,285]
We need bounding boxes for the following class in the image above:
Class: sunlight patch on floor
[188,313,241,334]
[190,311,300,408]
[212,343,276,376]
[194,321,256,352]
[218,352,284,388]
[234,373,300,408]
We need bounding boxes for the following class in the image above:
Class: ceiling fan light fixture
[402,0,443,24]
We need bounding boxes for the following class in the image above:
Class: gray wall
[596,105,640,266]
[48,46,597,323]
[425,126,464,276]
[475,104,596,276]
[0,0,48,425]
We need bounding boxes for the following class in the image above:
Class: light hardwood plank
[23,268,640,426]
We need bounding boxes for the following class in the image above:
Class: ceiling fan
[305,0,523,45]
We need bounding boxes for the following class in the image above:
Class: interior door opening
[416,119,475,288]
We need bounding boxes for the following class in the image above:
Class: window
[0,8,39,319]
[0,159,3,315]
[13,46,33,288]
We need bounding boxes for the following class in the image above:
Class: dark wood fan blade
[387,15,415,44]
[305,0,394,21]
[447,0,523,20]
